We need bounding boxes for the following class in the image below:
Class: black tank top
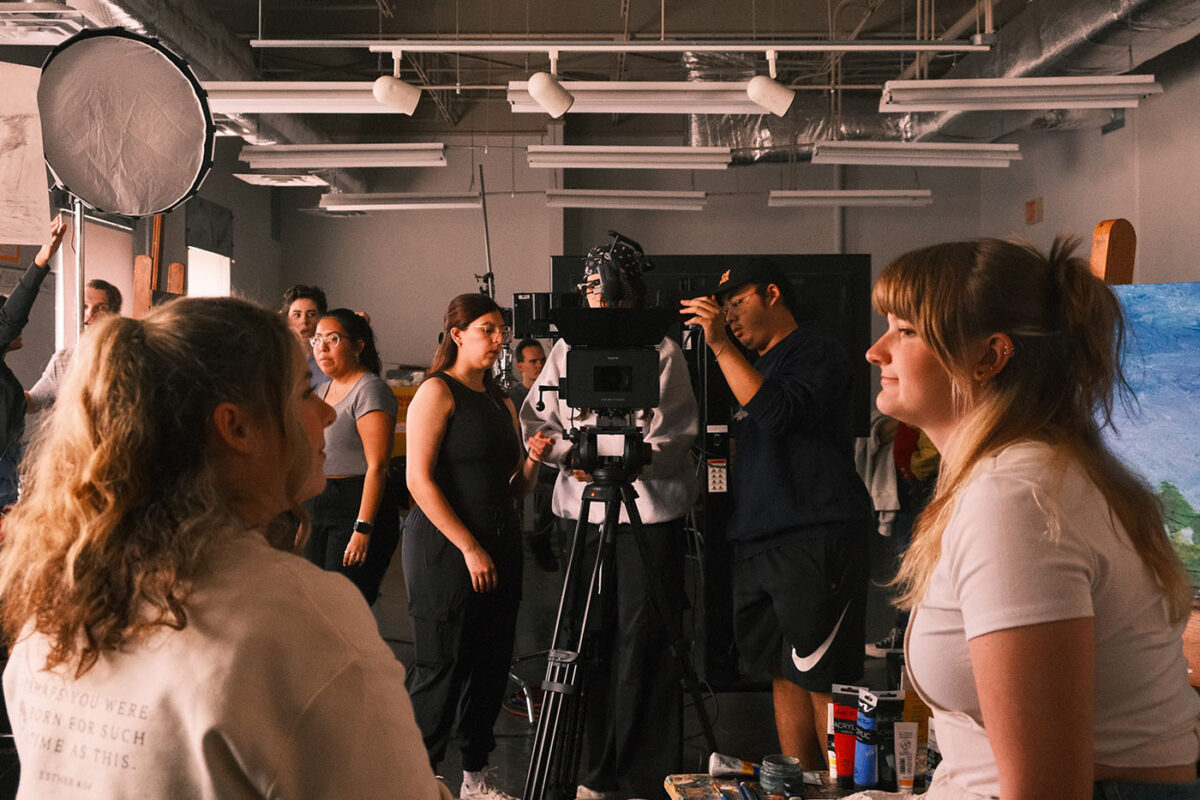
[428,373,521,534]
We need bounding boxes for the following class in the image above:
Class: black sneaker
[529,532,559,572]
[865,627,903,658]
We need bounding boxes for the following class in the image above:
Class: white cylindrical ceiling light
[746,74,795,117]
[527,71,574,117]
[372,75,421,115]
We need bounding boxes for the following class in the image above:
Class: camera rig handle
[534,383,560,412]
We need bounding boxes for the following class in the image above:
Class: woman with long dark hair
[0,297,450,798]
[307,308,400,604]
[404,293,549,800]
[866,237,1199,799]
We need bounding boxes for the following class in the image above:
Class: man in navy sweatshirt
[681,259,871,771]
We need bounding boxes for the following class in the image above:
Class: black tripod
[523,426,719,800]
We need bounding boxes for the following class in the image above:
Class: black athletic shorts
[732,527,868,691]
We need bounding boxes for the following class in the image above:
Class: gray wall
[281,133,560,371]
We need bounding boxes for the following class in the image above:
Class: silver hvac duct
[689,0,1200,160]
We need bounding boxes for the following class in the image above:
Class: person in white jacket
[0,297,451,800]
[520,232,698,800]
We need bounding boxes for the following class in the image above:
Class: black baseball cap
[713,258,794,303]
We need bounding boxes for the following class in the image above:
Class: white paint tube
[893,722,918,792]
[827,702,837,781]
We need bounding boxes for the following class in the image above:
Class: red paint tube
[832,683,865,790]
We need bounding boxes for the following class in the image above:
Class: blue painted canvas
[1107,282,1200,588]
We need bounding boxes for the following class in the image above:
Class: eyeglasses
[466,323,512,342]
[576,277,603,296]
[310,332,345,349]
[721,290,758,318]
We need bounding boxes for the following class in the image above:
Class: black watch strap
[352,519,375,535]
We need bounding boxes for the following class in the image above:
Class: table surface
[665,772,911,799]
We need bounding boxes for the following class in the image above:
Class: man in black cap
[681,260,870,772]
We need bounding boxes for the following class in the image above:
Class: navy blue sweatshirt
[0,261,50,457]
[728,327,871,556]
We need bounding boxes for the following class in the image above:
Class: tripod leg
[525,491,621,800]
[620,485,721,755]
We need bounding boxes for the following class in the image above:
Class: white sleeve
[945,471,1096,641]
[519,339,575,469]
[27,348,68,411]
[637,337,698,481]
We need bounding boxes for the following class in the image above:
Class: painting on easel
[1106,282,1200,589]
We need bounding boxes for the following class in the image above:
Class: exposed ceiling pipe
[67,0,367,192]
[897,0,999,81]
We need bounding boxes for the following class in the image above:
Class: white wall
[282,133,560,370]
[978,42,1200,284]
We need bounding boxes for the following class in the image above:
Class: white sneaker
[575,787,611,800]
[460,768,519,800]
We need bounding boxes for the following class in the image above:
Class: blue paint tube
[853,689,879,789]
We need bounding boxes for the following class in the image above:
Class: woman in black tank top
[403,294,552,800]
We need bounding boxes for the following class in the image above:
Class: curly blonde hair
[0,297,311,677]
[874,236,1192,622]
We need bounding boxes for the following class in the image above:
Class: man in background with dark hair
[508,337,545,411]
[281,284,328,388]
[26,278,122,413]
[681,261,871,772]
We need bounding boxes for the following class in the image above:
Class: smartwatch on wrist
[352,519,375,535]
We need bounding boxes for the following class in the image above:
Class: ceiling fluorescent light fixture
[510,81,768,115]
[235,173,329,187]
[319,192,482,211]
[240,143,446,169]
[527,145,731,170]
[812,141,1020,168]
[768,189,933,207]
[255,38,990,55]
[546,189,707,211]
[880,75,1163,112]
[206,82,391,114]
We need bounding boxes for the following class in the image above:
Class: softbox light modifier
[39,28,215,216]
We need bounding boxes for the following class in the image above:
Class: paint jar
[759,754,804,796]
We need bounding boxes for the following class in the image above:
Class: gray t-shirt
[322,373,398,476]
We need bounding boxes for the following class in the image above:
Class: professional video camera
[533,306,673,481]
[524,304,717,800]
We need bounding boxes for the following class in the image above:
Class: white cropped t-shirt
[907,441,1200,798]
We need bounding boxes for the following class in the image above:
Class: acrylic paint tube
[926,716,943,787]
[832,684,865,789]
[826,703,837,781]
[893,722,919,792]
[900,678,932,791]
[853,689,879,790]
[708,752,760,779]
[873,690,906,791]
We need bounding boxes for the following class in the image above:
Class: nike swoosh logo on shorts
[791,601,851,673]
